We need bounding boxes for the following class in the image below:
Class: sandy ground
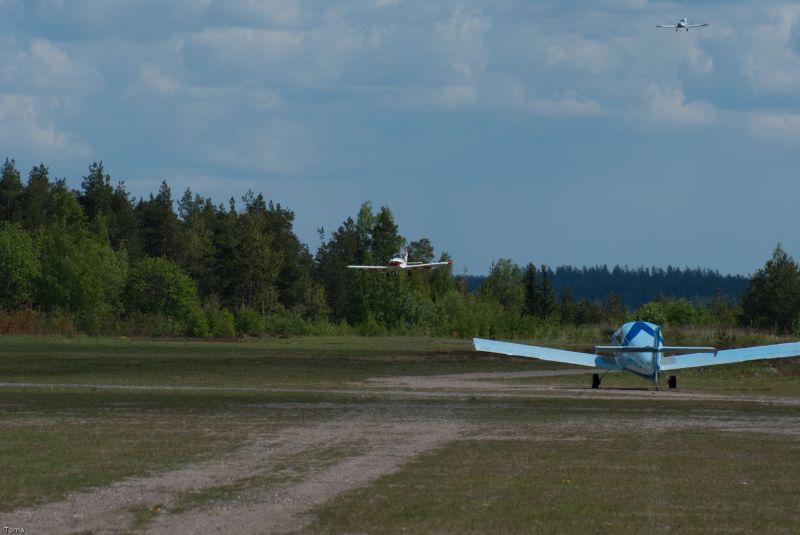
[5,366,799,406]
[3,368,800,534]
[366,369,800,405]
[6,415,465,535]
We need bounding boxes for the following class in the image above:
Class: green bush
[205,304,236,338]
[636,301,668,326]
[124,257,206,336]
[264,310,310,336]
[636,297,700,327]
[235,307,265,337]
[0,222,39,309]
[305,319,352,336]
[356,314,388,337]
[121,312,184,338]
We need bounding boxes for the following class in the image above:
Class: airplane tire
[591,373,601,389]
[667,375,677,389]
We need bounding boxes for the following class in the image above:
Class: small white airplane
[347,247,453,271]
[657,17,709,31]
[474,321,800,389]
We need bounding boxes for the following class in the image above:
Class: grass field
[1,335,799,533]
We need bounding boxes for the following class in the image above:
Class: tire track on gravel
[3,416,466,535]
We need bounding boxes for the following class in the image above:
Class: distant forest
[464,266,748,309]
[1,158,798,338]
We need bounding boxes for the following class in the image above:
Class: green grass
[498,358,800,396]
[2,334,800,531]
[310,431,800,534]
[0,415,239,512]
[167,441,368,514]
[0,385,353,512]
[0,335,540,388]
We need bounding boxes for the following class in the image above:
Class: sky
[1,0,799,276]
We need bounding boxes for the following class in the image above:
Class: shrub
[124,257,206,336]
[0,307,38,334]
[40,310,76,336]
[0,223,39,310]
[235,307,265,337]
[356,314,388,337]
[205,304,236,338]
[264,310,310,337]
[121,312,184,338]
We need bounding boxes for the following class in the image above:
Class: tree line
[1,158,799,338]
[464,265,746,310]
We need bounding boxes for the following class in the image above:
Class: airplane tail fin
[404,247,409,262]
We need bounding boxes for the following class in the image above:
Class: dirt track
[7,415,466,535]
[4,369,800,534]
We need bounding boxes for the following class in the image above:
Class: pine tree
[79,162,114,223]
[370,206,403,263]
[22,164,51,231]
[740,244,800,332]
[522,262,538,316]
[537,265,557,318]
[0,158,23,223]
[137,180,180,260]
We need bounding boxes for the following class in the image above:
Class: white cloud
[226,0,302,26]
[740,5,800,92]
[435,6,491,82]
[686,46,714,75]
[186,27,303,65]
[209,119,314,175]
[597,0,651,7]
[637,83,716,127]
[500,80,605,116]
[138,63,180,96]
[542,38,614,75]
[525,94,605,116]
[0,38,102,93]
[0,94,89,155]
[303,11,364,81]
[373,0,403,8]
[178,0,212,13]
[435,84,477,107]
[749,112,800,139]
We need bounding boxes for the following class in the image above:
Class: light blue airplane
[474,321,800,389]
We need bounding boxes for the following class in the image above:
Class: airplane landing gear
[667,375,677,389]
[591,373,601,389]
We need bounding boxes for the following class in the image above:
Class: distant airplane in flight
[474,321,800,389]
[347,247,453,271]
[657,17,709,31]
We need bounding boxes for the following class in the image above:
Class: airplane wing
[656,25,678,28]
[404,260,453,270]
[347,265,389,270]
[661,342,800,371]
[686,23,709,27]
[473,338,620,369]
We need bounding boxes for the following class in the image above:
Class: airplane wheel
[667,375,677,389]
[591,373,601,389]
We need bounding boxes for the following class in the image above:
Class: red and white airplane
[347,248,453,271]
[657,17,709,32]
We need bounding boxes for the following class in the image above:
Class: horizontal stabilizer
[662,342,800,370]
[594,345,716,356]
